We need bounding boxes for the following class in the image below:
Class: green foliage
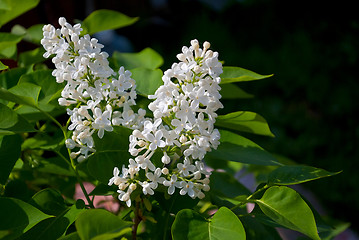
[0,0,39,28]
[0,135,22,184]
[111,48,164,97]
[75,209,132,240]
[0,32,23,59]
[81,9,139,35]
[206,130,280,166]
[0,197,52,240]
[111,48,164,70]
[255,186,320,240]
[220,66,273,84]
[131,68,163,96]
[216,111,275,137]
[0,5,344,240]
[172,207,246,240]
[0,60,8,70]
[267,165,341,185]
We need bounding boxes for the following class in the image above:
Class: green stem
[39,107,95,208]
[230,184,269,211]
[56,151,95,209]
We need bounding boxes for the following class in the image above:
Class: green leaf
[0,103,35,134]
[215,111,275,137]
[29,188,67,216]
[210,171,251,198]
[22,132,63,151]
[112,48,163,70]
[205,130,280,166]
[18,69,63,105]
[220,66,273,84]
[9,82,41,105]
[240,215,282,240]
[268,165,340,185]
[0,32,23,59]
[220,83,254,99]
[35,156,75,176]
[75,209,132,240]
[155,191,200,214]
[171,209,208,240]
[18,47,46,67]
[24,24,44,44]
[19,199,86,240]
[209,207,246,240]
[58,232,81,240]
[0,60,8,70]
[131,67,163,97]
[0,134,21,184]
[0,67,28,89]
[88,126,132,183]
[255,186,320,240]
[0,102,17,128]
[0,84,39,108]
[82,9,139,35]
[0,0,11,11]
[0,197,52,240]
[11,24,44,45]
[0,0,40,28]
[171,207,246,240]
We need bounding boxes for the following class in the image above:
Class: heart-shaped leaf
[255,186,320,240]
[171,207,246,240]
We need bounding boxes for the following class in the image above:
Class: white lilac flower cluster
[108,39,223,206]
[41,17,223,205]
[41,18,145,162]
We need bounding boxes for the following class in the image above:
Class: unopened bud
[58,17,66,26]
[180,135,187,143]
[161,167,169,175]
[129,183,137,191]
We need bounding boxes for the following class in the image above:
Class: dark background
[6,0,359,234]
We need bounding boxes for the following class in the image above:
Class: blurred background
[4,0,358,236]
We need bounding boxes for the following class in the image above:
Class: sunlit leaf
[220,66,273,84]
[0,0,11,11]
[268,165,341,185]
[82,9,139,35]
[0,102,17,129]
[0,60,8,70]
[112,48,163,70]
[0,0,40,28]
[0,103,35,134]
[18,47,46,67]
[255,186,320,240]
[171,207,246,240]
[205,130,280,166]
[20,199,86,240]
[0,85,38,108]
[24,24,44,44]
[216,111,275,137]
[0,32,23,59]
[75,209,132,240]
[131,67,163,97]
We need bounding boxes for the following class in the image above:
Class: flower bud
[58,17,66,26]
[161,167,169,175]
[129,183,137,191]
